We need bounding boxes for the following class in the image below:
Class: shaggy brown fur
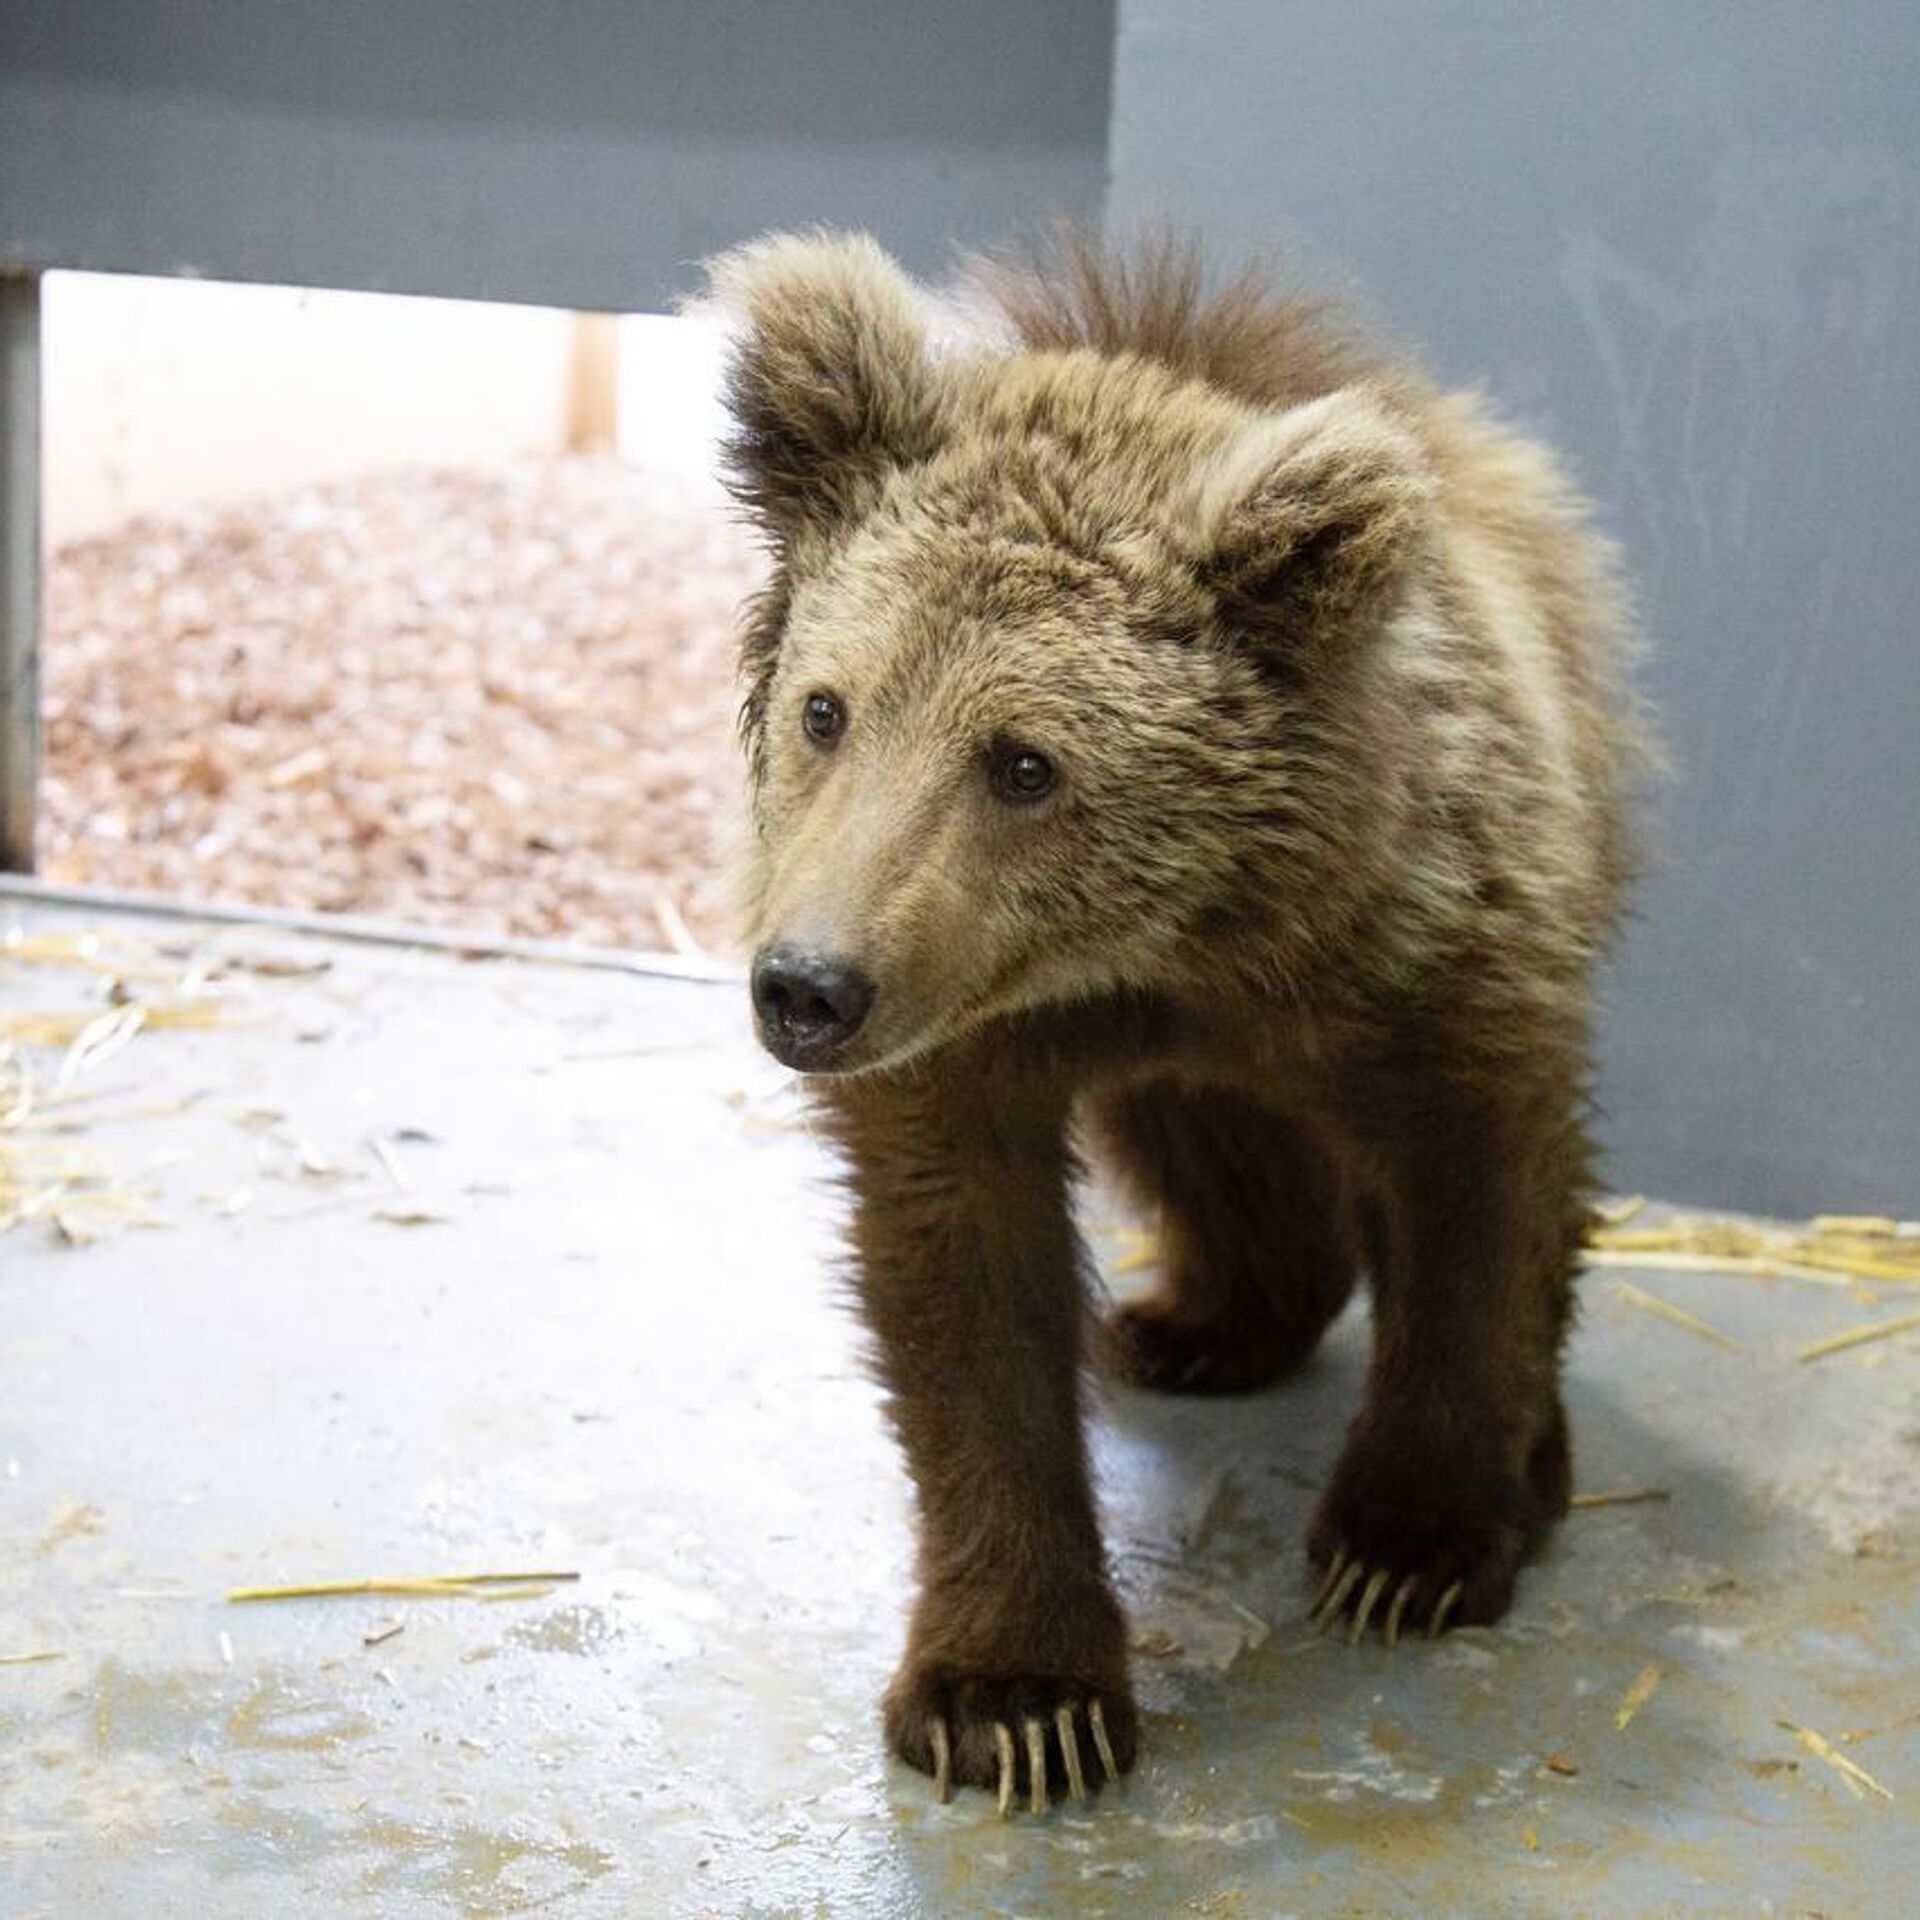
[706,227,1649,1810]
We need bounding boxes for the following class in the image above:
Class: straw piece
[1593,1195,1648,1227]
[225,951,332,980]
[58,1004,146,1087]
[432,1569,582,1588]
[1,928,185,984]
[1595,1228,1717,1253]
[227,1570,580,1603]
[0,1649,63,1665]
[367,1134,411,1191]
[1613,1282,1742,1352]
[1107,1226,1161,1277]
[1777,1720,1895,1802]
[1615,1664,1661,1731]
[0,999,236,1049]
[228,1577,470,1601]
[1796,1310,1920,1364]
[1,928,102,965]
[652,893,708,960]
[1,1052,33,1130]
[1583,1248,1860,1290]
[1780,1248,1920,1286]
[1570,1488,1672,1510]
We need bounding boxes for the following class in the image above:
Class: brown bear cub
[708,229,1646,1814]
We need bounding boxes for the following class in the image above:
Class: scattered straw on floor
[2,1043,175,1244]
[2,922,311,1244]
[1585,1208,1920,1365]
[1589,1209,1920,1289]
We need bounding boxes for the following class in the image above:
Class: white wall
[43,272,576,543]
[41,274,750,544]
[615,312,733,499]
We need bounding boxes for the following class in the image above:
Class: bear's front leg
[822,1067,1137,1813]
[1308,1072,1583,1643]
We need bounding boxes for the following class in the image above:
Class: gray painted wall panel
[1111,1,1919,1212]
[1,0,1116,307]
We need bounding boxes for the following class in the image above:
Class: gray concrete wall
[0,0,1115,308]
[1111,0,1920,1214]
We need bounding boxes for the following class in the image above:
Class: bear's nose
[750,944,876,1067]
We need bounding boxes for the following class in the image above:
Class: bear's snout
[751,942,877,1071]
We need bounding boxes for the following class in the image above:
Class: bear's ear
[702,231,946,548]
[1177,386,1433,659]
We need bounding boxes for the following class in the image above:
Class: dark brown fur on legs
[706,227,1652,1805]
[824,1061,1138,1808]
[1304,1050,1587,1640]
[1092,1080,1360,1394]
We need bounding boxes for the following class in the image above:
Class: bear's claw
[945,1704,1119,1816]
[892,1665,1133,1813]
[993,1721,1016,1817]
[1310,1555,1362,1628]
[1023,1716,1049,1813]
[1382,1575,1418,1648]
[1312,1553,1467,1647]
[929,1714,952,1803]
[949,1700,1121,1817]
[1055,1704,1088,1802]
[1347,1567,1391,1644]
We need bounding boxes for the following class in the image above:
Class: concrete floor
[3,891,1916,1918]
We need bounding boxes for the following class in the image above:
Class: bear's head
[707,232,1434,1076]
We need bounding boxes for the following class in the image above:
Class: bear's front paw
[885,1663,1139,1815]
[1306,1406,1568,1644]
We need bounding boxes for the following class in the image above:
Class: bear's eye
[993,745,1056,804]
[802,692,845,744]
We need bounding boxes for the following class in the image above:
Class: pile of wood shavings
[42,457,766,953]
